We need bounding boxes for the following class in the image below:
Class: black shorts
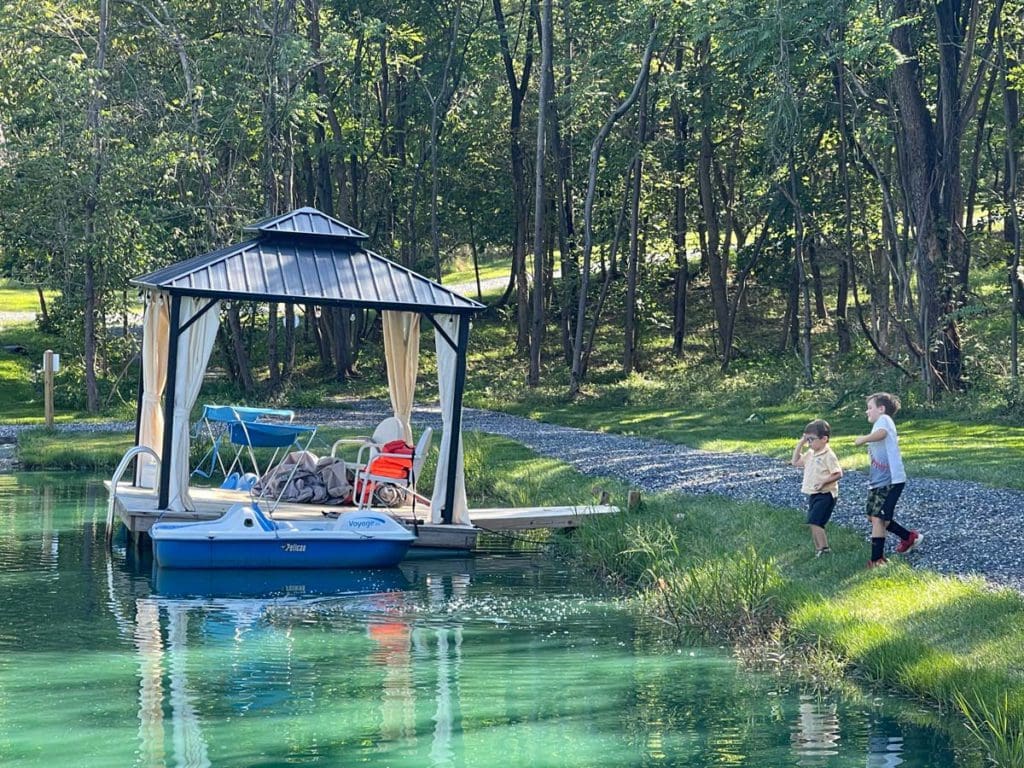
[807,493,836,527]
[866,482,905,521]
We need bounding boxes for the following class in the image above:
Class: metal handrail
[106,446,160,546]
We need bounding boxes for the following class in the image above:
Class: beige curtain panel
[382,310,420,444]
[166,297,221,511]
[431,314,469,525]
[136,291,170,487]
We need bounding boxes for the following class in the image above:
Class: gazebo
[128,207,484,526]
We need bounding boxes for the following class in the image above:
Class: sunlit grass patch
[18,429,134,470]
[0,283,57,314]
[0,359,40,421]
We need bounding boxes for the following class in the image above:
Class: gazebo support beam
[442,315,470,524]
[156,295,219,509]
[157,294,182,510]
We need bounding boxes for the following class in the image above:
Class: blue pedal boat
[150,503,416,569]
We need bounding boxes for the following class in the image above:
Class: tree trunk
[695,36,730,361]
[789,155,814,384]
[553,0,577,366]
[1002,36,1021,386]
[831,35,852,354]
[314,308,333,370]
[569,20,658,396]
[805,235,826,320]
[623,74,650,375]
[493,0,534,351]
[670,42,689,358]
[225,306,256,393]
[528,0,552,386]
[283,304,296,381]
[268,302,280,389]
[82,0,110,413]
[889,0,1003,393]
[36,286,49,326]
[328,307,351,382]
[429,0,466,282]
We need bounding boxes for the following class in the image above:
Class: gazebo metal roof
[242,206,369,240]
[131,207,483,315]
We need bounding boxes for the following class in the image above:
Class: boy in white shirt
[854,392,923,568]
[791,419,843,557]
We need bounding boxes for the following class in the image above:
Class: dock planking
[105,482,618,554]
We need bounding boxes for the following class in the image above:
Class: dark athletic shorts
[866,482,905,521]
[807,492,836,527]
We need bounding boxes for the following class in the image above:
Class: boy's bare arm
[810,468,843,492]
[791,437,809,467]
[854,428,887,446]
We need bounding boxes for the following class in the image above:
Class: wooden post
[627,490,642,511]
[43,349,55,428]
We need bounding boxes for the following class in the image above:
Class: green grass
[17,429,134,470]
[442,260,510,287]
[0,320,110,423]
[0,282,55,314]
[456,273,1024,491]
[0,359,41,421]
[494,397,1024,490]
[0,321,59,422]
[562,492,1024,761]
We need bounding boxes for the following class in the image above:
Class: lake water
[0,473,970,767]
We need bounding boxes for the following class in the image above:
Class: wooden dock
[105,482,618,554]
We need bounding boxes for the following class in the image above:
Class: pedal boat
[150,503,415,569]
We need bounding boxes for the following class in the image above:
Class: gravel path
[0,311,37,325]
[4,401,1021,591]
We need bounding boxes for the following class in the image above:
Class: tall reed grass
[956,692,1024,766]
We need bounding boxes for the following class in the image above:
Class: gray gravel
[333,402,1024,592]
[5,401,1022,591]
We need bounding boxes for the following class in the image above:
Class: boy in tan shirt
[791,419,843,557]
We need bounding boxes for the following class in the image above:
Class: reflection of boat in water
[153,565,410,599]
[151,503,415,569]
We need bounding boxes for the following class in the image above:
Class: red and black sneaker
[895,530,924,554]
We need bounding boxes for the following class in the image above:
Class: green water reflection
[0,473,969,767]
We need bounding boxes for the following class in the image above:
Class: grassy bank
[560,493,1024,764]
[17,430,134,470]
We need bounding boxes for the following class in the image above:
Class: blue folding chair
[191,404,298,482]
[229,420,318,478]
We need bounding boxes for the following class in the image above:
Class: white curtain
[136,291,170,487]
[431,314,469,525]
[382,310,420,443]
[167,297,221,511]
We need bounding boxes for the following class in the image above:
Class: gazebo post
[442,315,470,524]
[158,294,182,510]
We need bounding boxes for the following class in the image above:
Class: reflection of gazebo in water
[115,207,483,537]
